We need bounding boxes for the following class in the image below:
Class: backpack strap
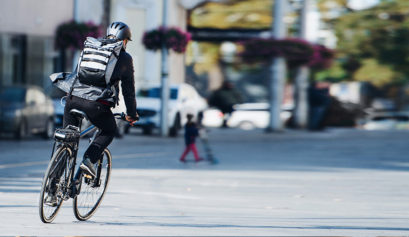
[68,53,82,99]
[68,75,79,99]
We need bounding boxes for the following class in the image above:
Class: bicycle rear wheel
[39,146,72,223]
[73,148,112,221]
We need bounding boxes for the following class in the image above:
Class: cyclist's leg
[62,96,116,164]
[63,96,80,128]
[83,104,116,164]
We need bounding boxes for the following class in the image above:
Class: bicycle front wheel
[73,148,112,221]
[39,146,72,223]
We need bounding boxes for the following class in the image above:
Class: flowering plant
[240,37,334,69]
[238,38,282,60]
[308,44,335,70]
[55,21,102,50]
[142,27,191,53]
[276,38,314,67]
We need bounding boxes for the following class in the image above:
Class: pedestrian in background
[208,81,242,128]
[180,114,203,163]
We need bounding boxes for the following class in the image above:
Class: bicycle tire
[73,148,112,221]
[39,146,73,223]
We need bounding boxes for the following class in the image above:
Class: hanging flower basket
[308,44,335,70]
[55,21,102,50]
[142,26,191,53]
[239,37,334,69]
[276,38,314,67]
[239,38,282,61]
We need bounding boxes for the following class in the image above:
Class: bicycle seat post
[69,109,88,131]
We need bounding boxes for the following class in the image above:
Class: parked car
[202,108,224,127]
[131,83,208,136]
[0,85,55,139]
[48,87,66,128]
[362,111,409,130]
[226,103,292,130]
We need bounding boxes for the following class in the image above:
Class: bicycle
[39,109,128,223]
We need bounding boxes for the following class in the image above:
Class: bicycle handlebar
[113,112,138,126]
[113,112,127,121]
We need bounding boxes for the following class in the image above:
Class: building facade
[110,0,187,88]
[0,0,189,91]
[0,0,73,88]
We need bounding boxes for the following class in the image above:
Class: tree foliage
[334,0,409,86]
[240,38,334,69]
[189,0,272,29]
[317,0,353,21]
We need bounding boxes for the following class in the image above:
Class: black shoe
[80,158,96,178]
[45,194,58,207]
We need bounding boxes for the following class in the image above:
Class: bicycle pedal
[83,174,93,179]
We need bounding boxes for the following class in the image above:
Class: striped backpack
[77,37,123,88]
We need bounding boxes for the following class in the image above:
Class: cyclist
[53,21,137,193]
[45,22,138,206]
[74,21,138,173]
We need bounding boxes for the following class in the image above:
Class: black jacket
[67,49,138,119]
[109,50,137,119]
[51,48,138,119]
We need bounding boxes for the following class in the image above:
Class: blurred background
[4,2,409,235]
[1,0,408,139]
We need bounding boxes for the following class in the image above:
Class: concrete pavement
[1,128,409,235]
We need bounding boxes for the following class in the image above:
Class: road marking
[0,161,49,169]
[0,152,168,169]
[140,191,201,200]
[115,152,169,159]
[114,190,201,200]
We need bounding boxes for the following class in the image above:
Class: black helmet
[107,22,132,41]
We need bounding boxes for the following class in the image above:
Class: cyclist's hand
[126,113,139,126]
[134,111,140,121]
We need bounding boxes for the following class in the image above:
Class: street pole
[160,0,169,136]
[73,0,79,22]
[101,0,111,30]
[294,0,310,129]
[72,0,80,71]
[267,0,287,132]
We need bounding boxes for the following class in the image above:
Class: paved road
[1,128,409,235]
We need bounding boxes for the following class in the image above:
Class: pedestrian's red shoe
[195,158,204,162]
[179,159,186,163]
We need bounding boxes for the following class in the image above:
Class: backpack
[77,37,123,88]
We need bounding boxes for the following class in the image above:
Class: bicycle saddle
[70,109,88,121]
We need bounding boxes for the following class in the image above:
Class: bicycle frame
[71,123,99,193]
[81,124,98,138]
[49,112,126,197]
[40,111,127,222]
[47,120,99,199]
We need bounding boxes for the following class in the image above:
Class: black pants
[63,96,117,163]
